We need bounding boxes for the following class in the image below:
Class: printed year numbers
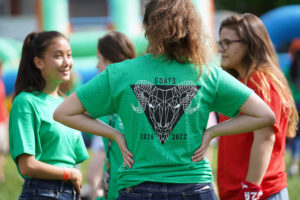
[171,133,187,140]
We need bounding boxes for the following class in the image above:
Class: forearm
[55,112,122,141]
[192,93,275,163]
[18,154,71,180]
[54,93,134,168]
[208,114,274,138]
[210,93,275,138]
[246,126,275,185]
[54,92,122,141]
[18,154,83,194]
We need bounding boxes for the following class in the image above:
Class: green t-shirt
[285,68,300,103]
[9,91,89,177]
[100,115,124,200]
[76,54,253,190]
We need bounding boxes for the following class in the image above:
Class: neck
[42,82,60,98]
[236,64,248,78]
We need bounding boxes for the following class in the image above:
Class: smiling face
[34,37,73,85]
[218,27,248,76]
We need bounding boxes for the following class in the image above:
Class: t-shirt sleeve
[213,69,253,117]
[76,70,116,118]
[9,100,37,164]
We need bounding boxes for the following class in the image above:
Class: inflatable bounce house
[0,0,214,97]
[261,5,300,72]
[1,1,299,97]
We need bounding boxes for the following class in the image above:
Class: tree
[214,0,300,16]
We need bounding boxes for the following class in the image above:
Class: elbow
[53,110,59,122]
[18,158,35,177]
[19,165,31,177]
[53,109,63,123]
[265,110,276,126]
[268,132,276,143]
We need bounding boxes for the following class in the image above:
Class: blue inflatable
[261,5,300,72]
[261,5,300,51]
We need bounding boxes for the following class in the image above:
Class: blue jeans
[19,178,78,200]
[118,182,218,200]
[291,136,300,159]
[266,188,289,200]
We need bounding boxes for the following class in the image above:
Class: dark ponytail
[14,31,66,99]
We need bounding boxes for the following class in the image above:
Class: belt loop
[73,187,77,200]
[60,180,64,193]
[27,178,32,187]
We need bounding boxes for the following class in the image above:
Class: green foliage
[214,0,300,16]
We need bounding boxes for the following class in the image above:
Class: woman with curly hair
[54,1,275,199]
[217,13,298,200]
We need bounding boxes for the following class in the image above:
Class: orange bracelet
[63,168,71,180]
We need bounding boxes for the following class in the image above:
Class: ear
[33,57,44,70]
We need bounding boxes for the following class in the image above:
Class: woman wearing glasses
[216,13,298,200]
[53,1,276,199]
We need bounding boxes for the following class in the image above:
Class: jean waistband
[24,178,73,190]
[126,182,213,193]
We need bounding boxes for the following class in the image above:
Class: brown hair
[14,31,67,99]
[143,0,209,74]
[98,31,136,63]
[219,13,298,137]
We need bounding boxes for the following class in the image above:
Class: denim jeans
[266,188,289,200]
[118,182,218,200]
[19,178,78,200]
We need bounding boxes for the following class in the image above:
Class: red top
[217,71,288,200]
[0,79,6,122]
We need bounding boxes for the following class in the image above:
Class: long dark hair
[219,13,298,137]
[98,31,136,63]
[14,31,66,99]
[143,0,208,74]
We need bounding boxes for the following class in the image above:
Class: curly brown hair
[143,0,209,74]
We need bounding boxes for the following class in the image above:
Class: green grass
[0,154,22,200]
[1,148,299,200]
[285,150,300,200]
[0,152,92,200]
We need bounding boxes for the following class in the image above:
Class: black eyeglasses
[217,39,243,50]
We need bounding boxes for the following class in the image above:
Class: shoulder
[105,55,152,82]
[205,64,237,83]
[199,63,222,79]
[248,70,264,81]
[247,70,281,100]
[108,54,150,70]
[14,91,36,103]
[246,71,267,88]
[12,92,38,112]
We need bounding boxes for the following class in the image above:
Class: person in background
[83,31,136,200]
[286,38,300,177]
[53,0,275,199]
[0,60,8,182]
[216,13,298,200]
[59,71,82,96]
[9,31,89,200]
